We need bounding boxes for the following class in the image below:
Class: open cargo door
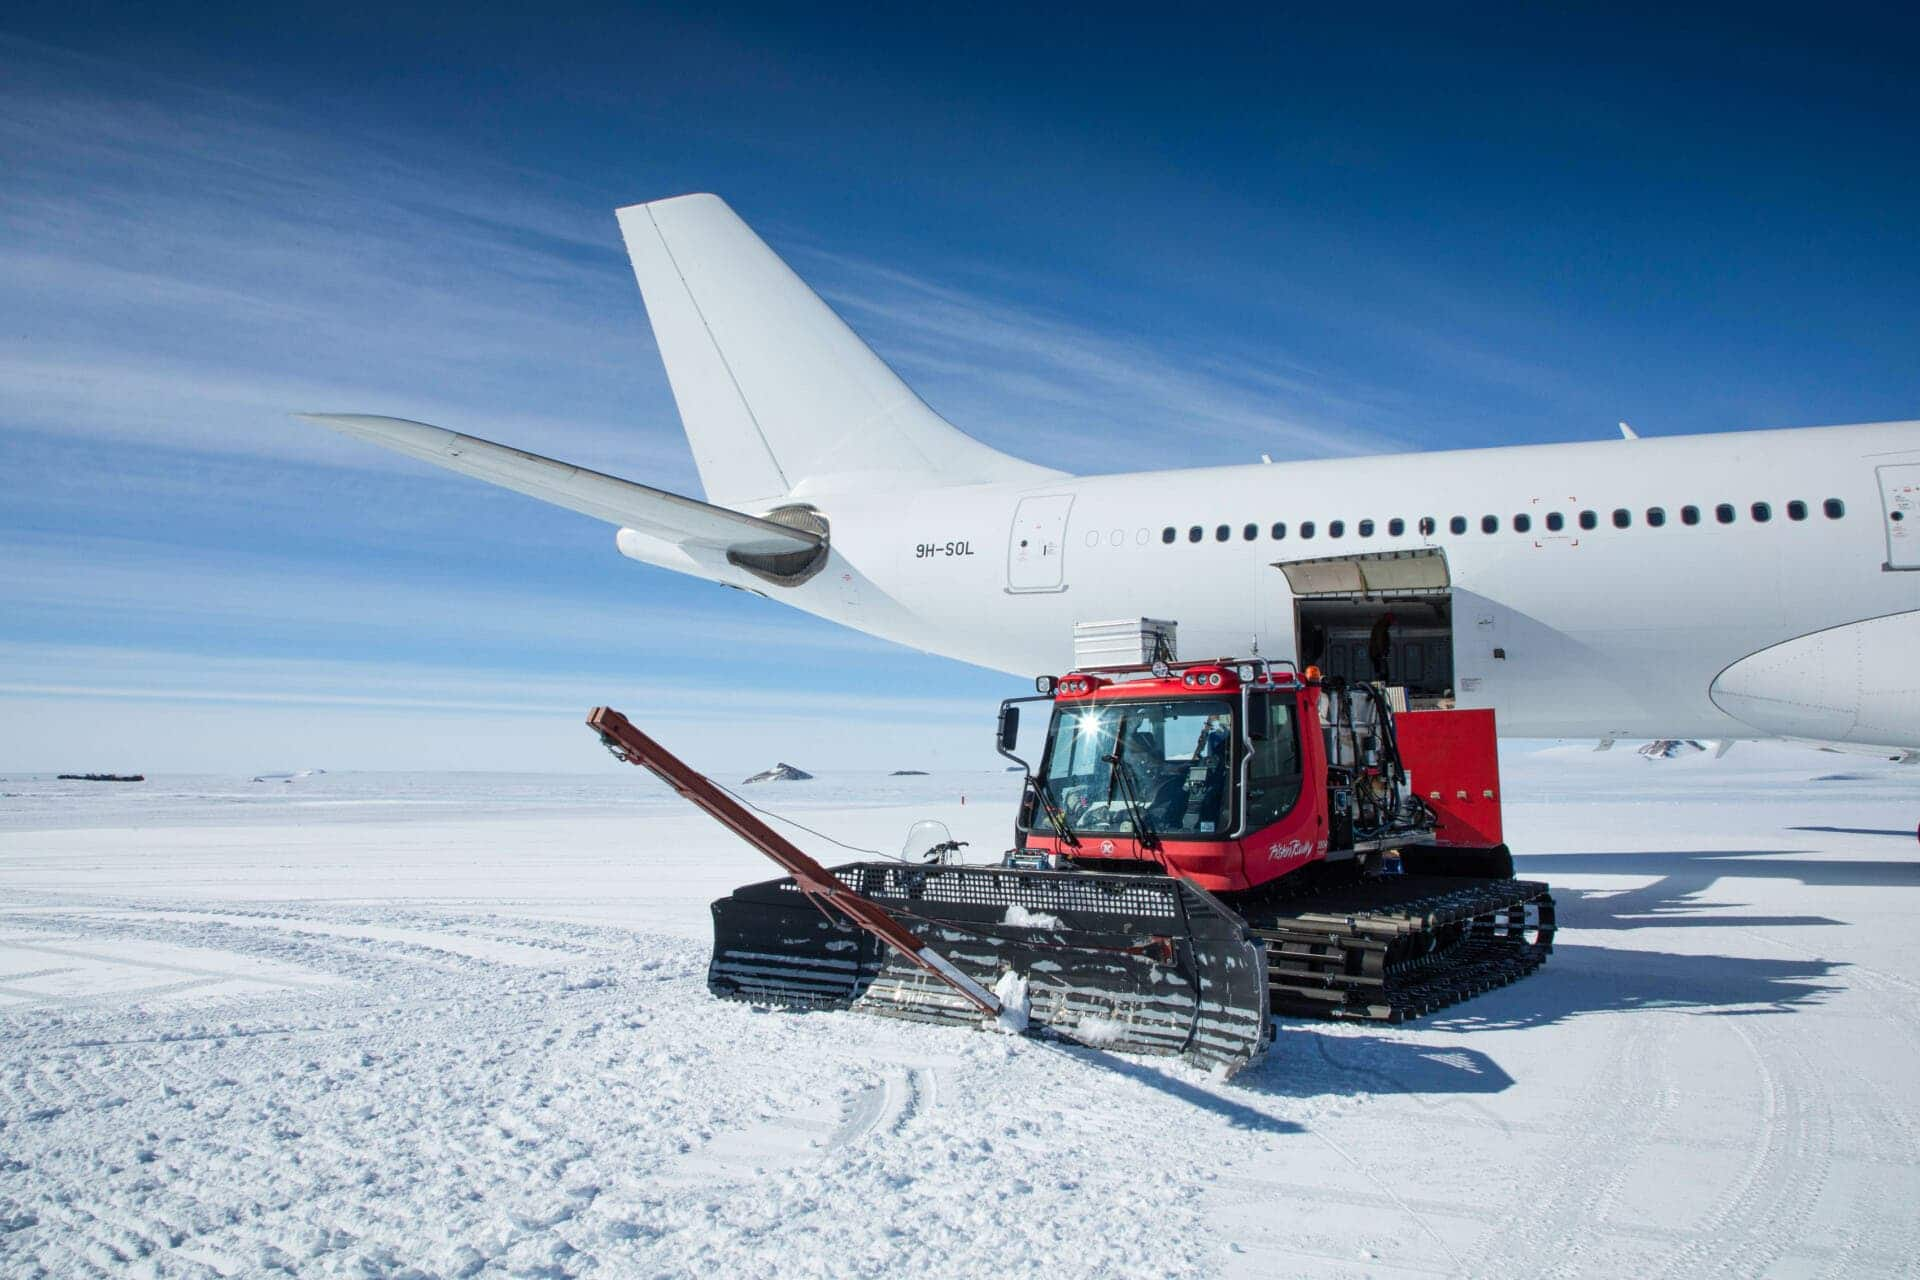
[1277,549,1457,706]
[1275,547,1451,597]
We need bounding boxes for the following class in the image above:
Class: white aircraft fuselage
[309,194,1920,754]
[634,421,1920,747]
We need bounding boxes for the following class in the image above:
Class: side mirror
[1246,690,1270,741]
[997,705,1021,753]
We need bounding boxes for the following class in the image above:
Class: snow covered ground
[1,744,1916,1278]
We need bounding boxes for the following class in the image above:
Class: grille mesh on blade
[708,863,1270,1076]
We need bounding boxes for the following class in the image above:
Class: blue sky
[3,5,1916,773]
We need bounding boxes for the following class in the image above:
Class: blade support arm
[587,706,1001,1016]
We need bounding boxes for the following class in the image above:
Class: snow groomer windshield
[1033,697,1235,838]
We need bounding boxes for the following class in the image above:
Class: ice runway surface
[1,747,1916,1279]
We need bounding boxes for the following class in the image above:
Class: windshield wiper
[1029,775,1079,846]
[1106,714,1160,851]
[1112,763,1158,850]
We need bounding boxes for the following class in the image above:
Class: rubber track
[1240,875,1555,1022]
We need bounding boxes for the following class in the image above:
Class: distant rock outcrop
[1638,740,1707,759]
[253,769,326,783]
[743,763,813,784]
[889,769,929,776]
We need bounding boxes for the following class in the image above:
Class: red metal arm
[587,707,1001,1016]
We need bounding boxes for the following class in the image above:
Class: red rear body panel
[1394,708,1504,847]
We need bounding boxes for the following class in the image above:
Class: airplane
[305,193,1920,757]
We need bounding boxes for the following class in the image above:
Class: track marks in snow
[0,903,674,1021]
[7,762,1920,1278]
[74,905,598,969]
[1466,1016,1670,1273]
[0,931,339,1010]
[0,905,708,1278]
[1649,1018,1835,1280]
[661,1064,937,1185]
[0,899,1263,1279]
[1465,998,1849,1279]
[832,1064,932,1144]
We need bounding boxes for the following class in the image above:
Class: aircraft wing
[299,414,822,559]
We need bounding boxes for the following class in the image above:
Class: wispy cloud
[0,32,1424,490]
[0,349,697,484]
[0,643,1014,773]
[0,642,985,720]
[803,248,1412,469]
[0,534,898,663]
[0,29,1591,775]
[0,35,679,483]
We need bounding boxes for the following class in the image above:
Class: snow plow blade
[709,862,1271,1076]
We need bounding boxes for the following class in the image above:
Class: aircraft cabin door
[1007,495,1074,593]
[1878,463,1920,570]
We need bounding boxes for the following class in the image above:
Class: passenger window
[1270,522,1287,540]
[1242,522,1258,541]
[1787,500,1808,521]
[1388,517,1405,536]
[1419,517,1436,536]
[1612,508,1631,529]
[1715,503,1735,524]
[1450,516,1467,535]
[1215,525,1230,542]
[1646,507,1666,527]
[1751,502,1772,523]
[1824,498,1845,519]
[1329,520,1345,538]
[1513,513,1531,533]
[1545,511,1564,532]
[1358,518,1374,537]
[1188,525,1203,543]
[1579,510,1597,530]
[1681,505,1701,526]
[1300,521,1316,539]
[1162,527,1176,544]
[1481,515,1499,534]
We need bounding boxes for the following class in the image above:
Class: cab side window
[1244,697,1303,830]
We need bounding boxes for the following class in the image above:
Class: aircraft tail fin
[617,194,1060,509]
